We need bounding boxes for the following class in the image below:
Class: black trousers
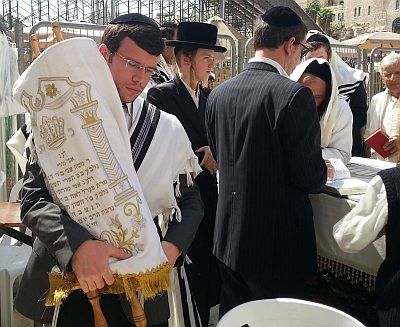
[56,292,168,327]
[218,260,310,318]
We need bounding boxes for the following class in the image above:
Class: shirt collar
[181,78,199,108]
[124,96,145,132]
[248,57,289,77]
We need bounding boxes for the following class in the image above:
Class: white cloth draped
[0,32,25,117]
[333,175,387,253]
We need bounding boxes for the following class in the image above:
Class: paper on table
[328,158,350,180]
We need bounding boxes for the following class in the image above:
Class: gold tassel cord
[46,262,172,306]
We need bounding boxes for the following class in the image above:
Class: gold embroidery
[45,83,58,98]
[40,116,66,149]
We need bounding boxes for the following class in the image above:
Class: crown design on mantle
[40,115,66,149]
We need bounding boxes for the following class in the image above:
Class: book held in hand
[364,128,391,158]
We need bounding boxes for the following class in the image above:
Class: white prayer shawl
[306,30,366,101]
[6,117,30,174]
[0,32,25,117]
[365,90,400,163]
[330,51,366,101]
[127,96,202,225]
[291,58,353,163]
[13,37,171,304]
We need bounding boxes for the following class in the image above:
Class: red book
[364,128,391,158]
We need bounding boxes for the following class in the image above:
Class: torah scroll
[13,37,171,305]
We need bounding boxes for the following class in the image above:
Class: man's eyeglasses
[111,51,160,77]
[294,40,311,58]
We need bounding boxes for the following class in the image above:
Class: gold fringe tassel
[45,262,172,306]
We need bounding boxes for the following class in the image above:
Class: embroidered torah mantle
[13,38,171,305]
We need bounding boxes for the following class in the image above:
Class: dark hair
[305,41,332,60]
[160,23,178,40]
[101,23,164,56]
[253,18,307,50]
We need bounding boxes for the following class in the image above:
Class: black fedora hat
[166,22,227,52]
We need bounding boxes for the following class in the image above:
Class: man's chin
[123,91,141,103]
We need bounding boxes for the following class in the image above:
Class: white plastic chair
[0,179,32,327]
[9,178,23,202]
[0,244,31,327]
[217,298,365,327]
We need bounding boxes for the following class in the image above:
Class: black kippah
[262,6,301,27]
[307,33,330,45]
[110,13,158,29]
[304,60,332,85]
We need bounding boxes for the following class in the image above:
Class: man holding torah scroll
[13,14,203,327]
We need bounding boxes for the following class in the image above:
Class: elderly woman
[291,58,353,163]
[365,52,400,163]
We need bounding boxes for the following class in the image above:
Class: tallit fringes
[174,177,182,197]
[174,205,182,222]
[46,262,172,306]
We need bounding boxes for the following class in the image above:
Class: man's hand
[384,136,400,155]
[195,146,217,175]
[161,241,181,266]
[71,240,131,293]
[325,159,335,182]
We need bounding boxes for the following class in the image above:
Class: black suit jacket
[147,76,217,206]
[147,76,209,161]
[206,61,327,280]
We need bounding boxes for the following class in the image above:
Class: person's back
[207,61,325,276]
[206,6,327,318]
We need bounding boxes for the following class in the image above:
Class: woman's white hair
[380,52,400,74]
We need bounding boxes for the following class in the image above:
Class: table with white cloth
[310,192,385,291]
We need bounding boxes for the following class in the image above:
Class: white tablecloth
[310,193,385,279]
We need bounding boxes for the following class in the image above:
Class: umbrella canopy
[341,31,400,50]
[205,16,246,41]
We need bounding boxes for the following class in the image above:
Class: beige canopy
[205,16,245,41]
[341,31,400,50]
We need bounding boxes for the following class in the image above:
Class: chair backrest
[217,298,365,327]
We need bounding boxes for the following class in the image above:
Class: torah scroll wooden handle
[87,290,109,327]
[130,291,147,327]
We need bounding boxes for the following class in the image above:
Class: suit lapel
[173,77,207,141]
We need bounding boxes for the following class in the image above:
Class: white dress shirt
[123,97,145,134]
[181,79,199,108]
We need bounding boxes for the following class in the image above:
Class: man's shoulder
[149,102,184,130]
[371,91,387,101]
[151,80,176,92]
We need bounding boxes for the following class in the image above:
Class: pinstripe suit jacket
[206,61,327,280]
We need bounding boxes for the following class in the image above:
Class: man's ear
[99,44,109,60]
[182,54,191,66]
[283,37,296,55]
